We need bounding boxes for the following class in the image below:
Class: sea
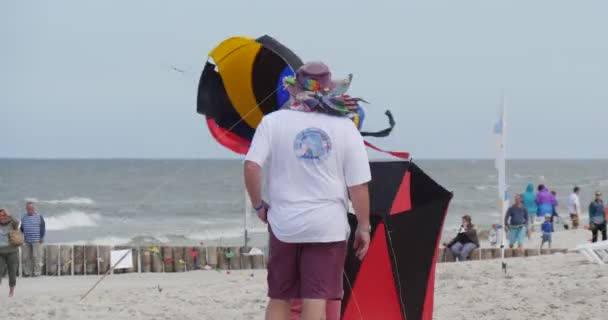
[1,159,607,246]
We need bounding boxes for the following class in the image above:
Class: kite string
[343,270,365,320]
[386,227,407,316]
[222,86,280,135]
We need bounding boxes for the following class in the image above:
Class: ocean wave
[45,210,101,231]
[25,197,95,206]
[82,236,132,246]
[473,185,497,191]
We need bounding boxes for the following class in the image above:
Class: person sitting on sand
[0,208,20,297]
[445,215,479,261]
[505,194,530,249]
[540,214,553,250]
[588,191,607,243]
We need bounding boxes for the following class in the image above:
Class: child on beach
[489,224,499,248]
[540,214,553,249]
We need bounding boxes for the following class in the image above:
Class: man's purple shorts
[267,227,347,300]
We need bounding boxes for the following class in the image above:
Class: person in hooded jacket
[522,184,538,224]
[536,185,553,222]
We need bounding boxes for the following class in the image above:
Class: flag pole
[496,94,509,273]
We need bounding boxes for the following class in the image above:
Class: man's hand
[40,239,44,244]
[256,202,269,224]
[353,229,370,260]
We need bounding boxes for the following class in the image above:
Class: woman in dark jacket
[0,208,20,297]
[445,215,480,261]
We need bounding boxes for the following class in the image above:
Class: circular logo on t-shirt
[293,128,332,161]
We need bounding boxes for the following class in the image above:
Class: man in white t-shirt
[244,62,371,320]
[568,186,581,229]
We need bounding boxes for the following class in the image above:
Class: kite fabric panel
[197,35,303,154]
[342,161,453,320]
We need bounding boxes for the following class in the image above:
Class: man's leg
[21,243,32,276]
[33,242,43,276]
[266,299,291,320]
[266,228,299,320]
[517,228,525,250]
[591,224,598,243]
[291,298,341,320]
[300,241,346,320]
[600,223,607,241]
[507,228,515,249]
[570,214,578,229]
[301,299,326,320]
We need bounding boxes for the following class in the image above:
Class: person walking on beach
[568,186,581,229]
[244,62,371,320]
[550,190,562,231]
[505,194,530,249]
[522,183,538,224]
[0,208,20,297]
[588,191,607,243]
[445,215,479,261]
[20,202,45,277]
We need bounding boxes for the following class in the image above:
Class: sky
[1,0,607,159]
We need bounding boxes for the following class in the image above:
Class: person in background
[522,183,538,225]
[588,191,607,243]
[567,186,581,229]
[0,208,20,297]
[550,190,564,231]
[540,214,553,250]
[488,224,499,248]
[536,185,553,224]
[20,202,45,277]
[505,194,530,249]
[445,215,479,261]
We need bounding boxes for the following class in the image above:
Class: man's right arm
[349,183,370,231]
[349,183,370,260]
[343,123,372,260]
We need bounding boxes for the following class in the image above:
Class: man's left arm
[40,215,46,243]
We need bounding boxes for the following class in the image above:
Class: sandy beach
[2,238,607,320]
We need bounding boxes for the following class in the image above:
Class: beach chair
[571,240,608,265]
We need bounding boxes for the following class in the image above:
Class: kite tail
[360,110,395,138]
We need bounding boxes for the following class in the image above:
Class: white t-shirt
[567,193,580,214]
[245,110,371,243]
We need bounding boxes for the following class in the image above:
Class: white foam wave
[25,197,95,206]
[85,236,132,246]
[187,228,250,242]
[473,185,497,191]
[45,210,102,231]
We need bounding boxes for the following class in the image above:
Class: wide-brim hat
[284,62,352,97]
